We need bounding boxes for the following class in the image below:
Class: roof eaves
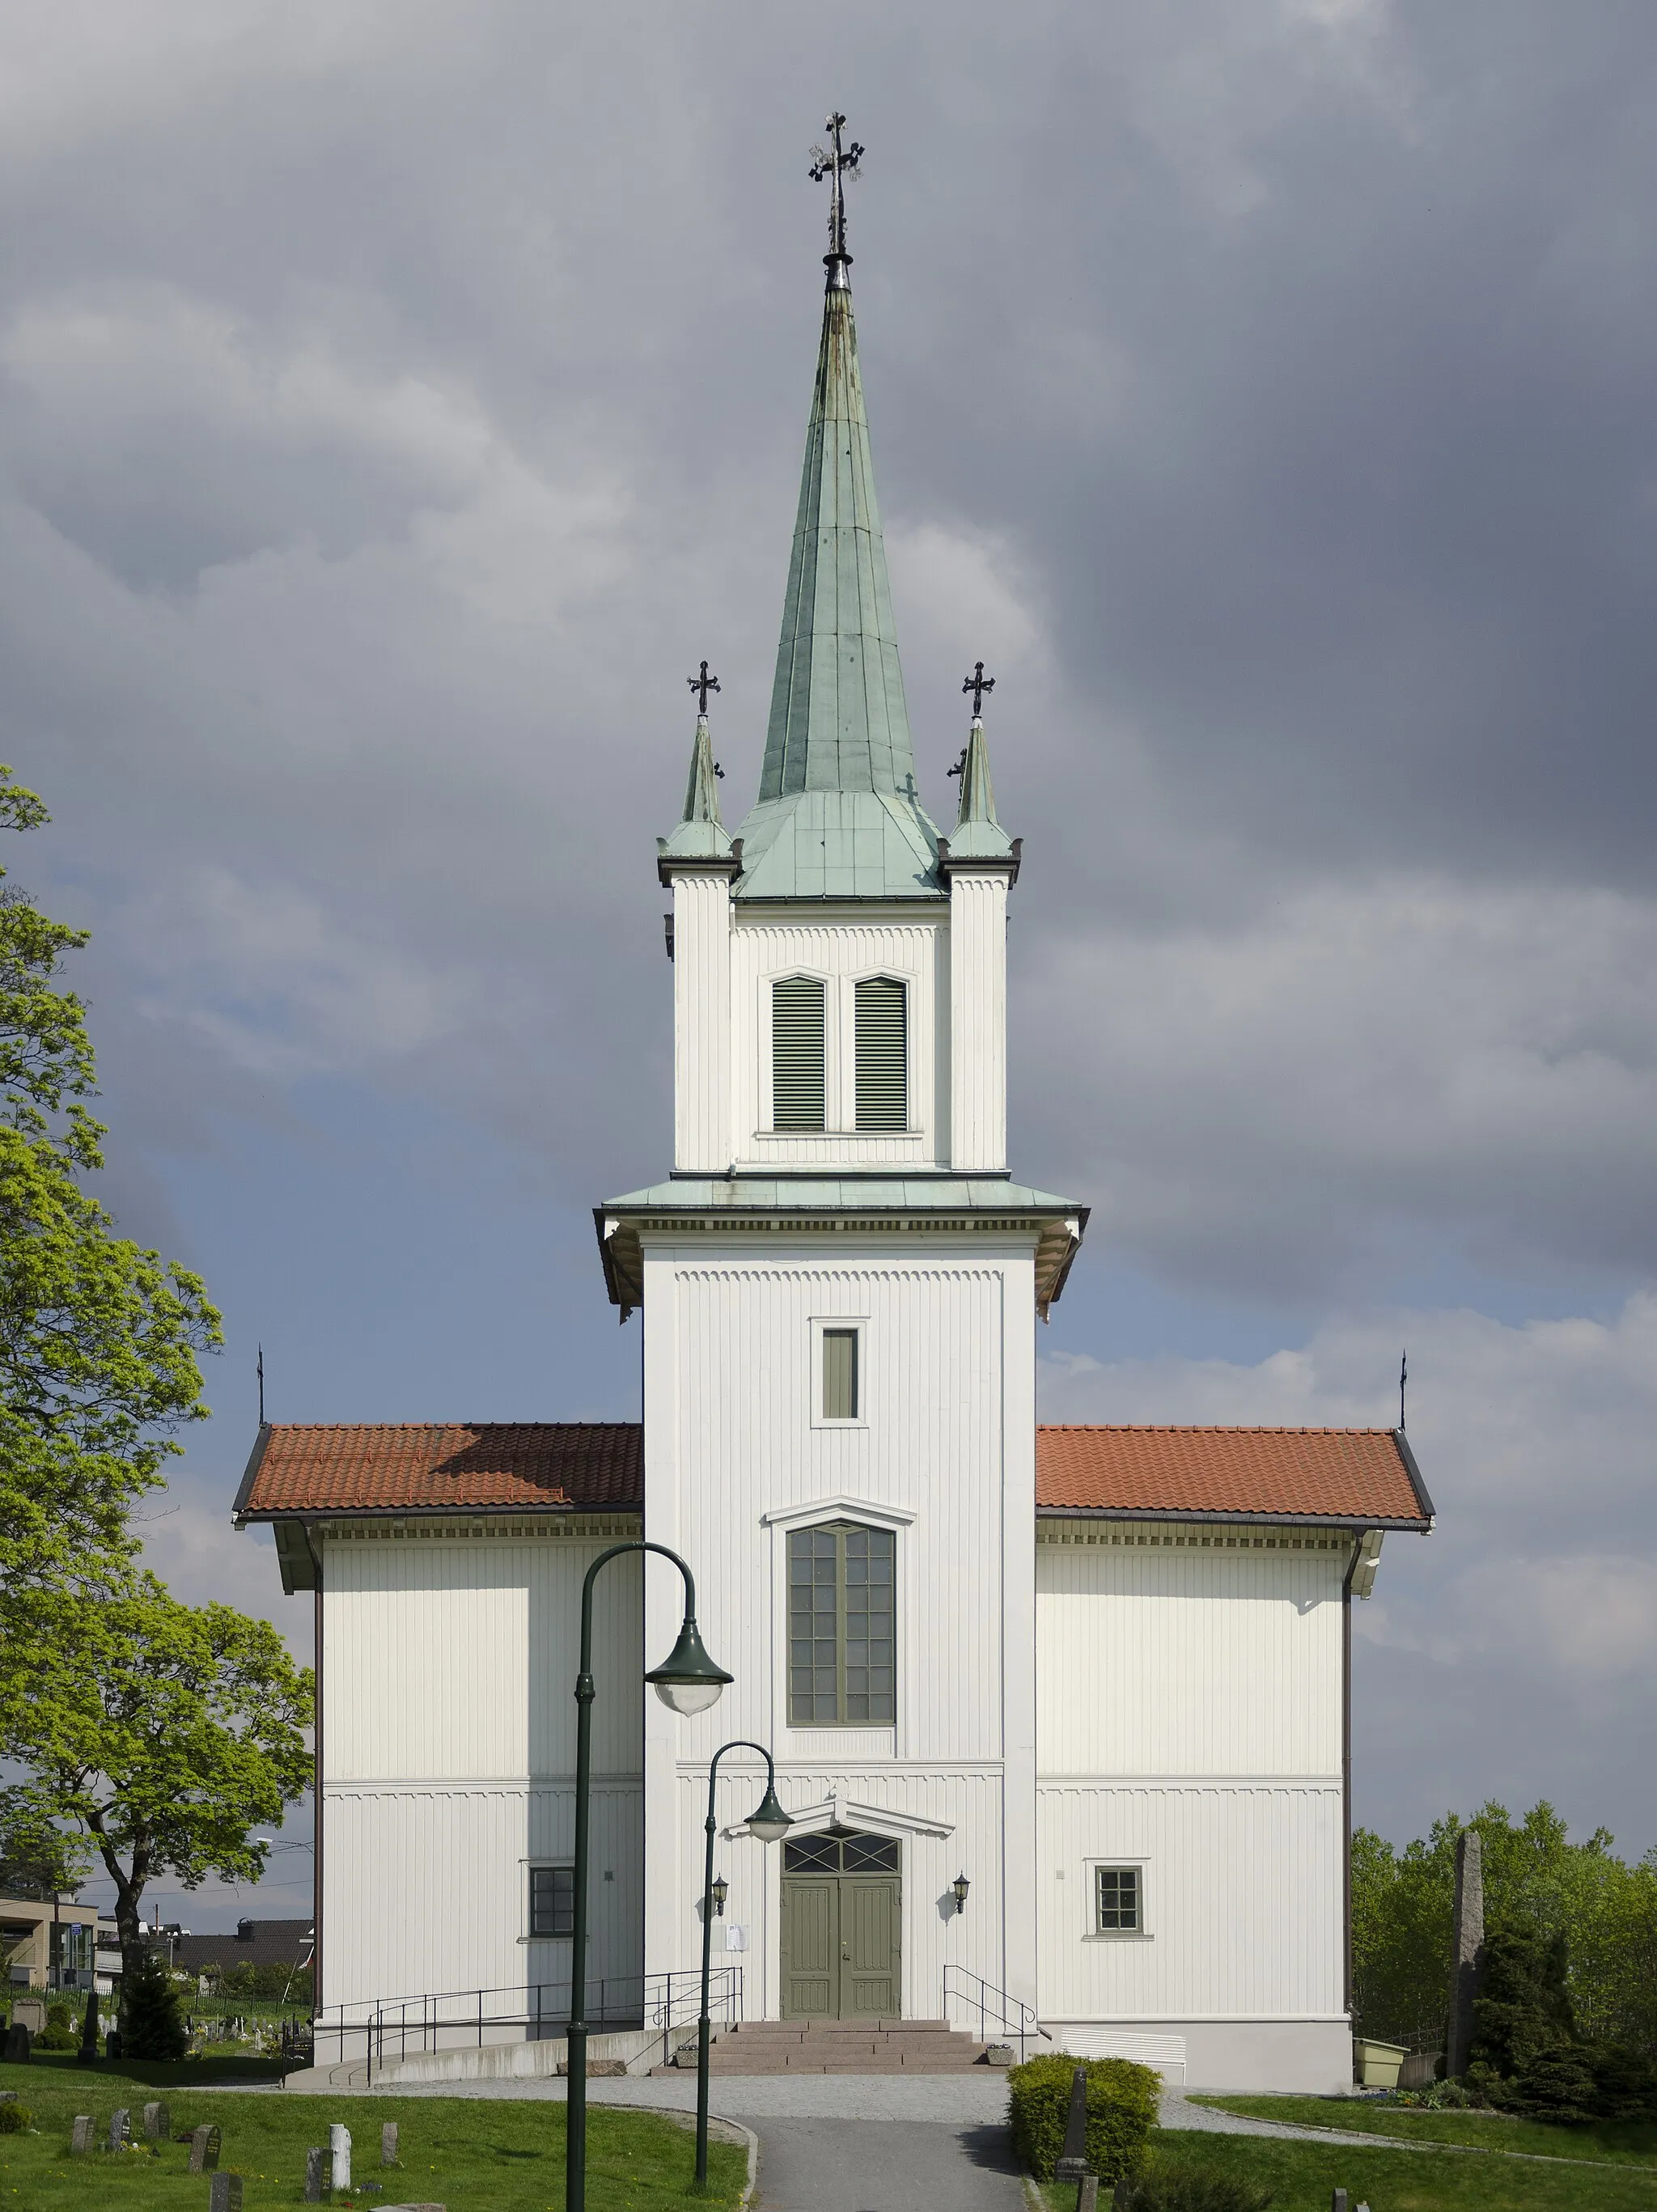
[1036,1504,1431,1531]
[231,1424,273,1528]
[1391,1426,1438,1525]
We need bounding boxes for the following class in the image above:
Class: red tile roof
[1036,1426,1431,1525]
[233,1422,1429,1528]
[233,1422,644,1519]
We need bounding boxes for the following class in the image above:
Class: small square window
[822,1328,859,1420]
[530,1864,574,1938]
[1095,1866,1141,1933]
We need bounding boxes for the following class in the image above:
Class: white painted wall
[947,871,1009,1173]
[672,871,733,1175]
[639,1238,1040,2021]
[317,1519,645,2015]
[1034,1522,1349,2070]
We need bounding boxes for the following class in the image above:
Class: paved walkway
[739,2115,1024,2211]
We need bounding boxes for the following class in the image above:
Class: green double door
[779,1831,901,2019]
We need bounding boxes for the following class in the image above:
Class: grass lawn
[0,2062,747,2210]
[1036,2129,1657,2209]
[1192,2094,1657,2169]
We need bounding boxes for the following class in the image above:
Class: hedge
[1006,2051,1159,2181]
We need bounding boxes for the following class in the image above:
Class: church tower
[599,117,1085,2024]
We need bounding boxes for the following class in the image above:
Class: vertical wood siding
[948,875,1007,1172]
[320,1529,645,2012]
[641,1243,1040,2015]
[673,874,733,1173]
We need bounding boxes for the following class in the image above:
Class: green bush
[121,1944,188,2061]
[1587,2042,1657,2121]
[0,2101,31,2133]
[1006,2051,1159,2182]
[1119,2169,1274,2211]
[32,2023,78,2051]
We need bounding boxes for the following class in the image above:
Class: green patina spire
[947,661,1015,861]
[659,661,734,862]
[735,116,940,901]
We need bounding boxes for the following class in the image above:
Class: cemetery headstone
[189,2123,222,2172]
[1447,1828,1485,2078]
[1330,2192,1348,2212]
[10,1999,44,2036]
[70,2115,95,2155]
[144,2100,171,2140]
[303,2146,326,2201]
[104,2030,122,2060]
[108,2107,131,2151]
[1054,2066,1091,2181]
[330,2121,352,2191]
[382,2120,400,2164]
[1076,2177,1099,2212]
[208,2175,244,2212]
[78,1990,99,2065]
[2,2025,30,2063]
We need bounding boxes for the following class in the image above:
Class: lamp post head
[646,1617,734,1716]
[952,1871,971,1913]
[747,1782,792,1845]
[710,1874,729,1917]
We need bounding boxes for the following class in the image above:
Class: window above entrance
[783,1831,901,1874]
[787,1520,896,1724]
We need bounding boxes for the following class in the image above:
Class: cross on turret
[687,661,720,716]
[962,661,995,718]
[809,112,864,286]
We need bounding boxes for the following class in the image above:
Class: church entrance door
[779,1831,901,2019]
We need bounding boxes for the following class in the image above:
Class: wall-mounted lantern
[710,1874,729,1917]
[952,1871,971,1914]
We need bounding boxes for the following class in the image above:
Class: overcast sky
[4,0,1655,1931]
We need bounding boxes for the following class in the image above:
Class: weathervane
[808,112,864,290]
[962,660,995,718]
[688,660,720,716]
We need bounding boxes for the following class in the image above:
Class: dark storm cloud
[1,0,1655,1873]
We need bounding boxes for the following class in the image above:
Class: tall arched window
[854,977,907,1131]
[788,1521,896,1724]
[772,976,826,1129]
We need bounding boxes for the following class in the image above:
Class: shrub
[1511,2038,1598,2124]
[121,1945,188,2061]
[32,2022,78,2052]
[1006,2052,1159,2182]
[44,2003,70,2032]
[1119,2170,1274,2212]
[0,2101,31,2133]
[1587,2042,1657,2122]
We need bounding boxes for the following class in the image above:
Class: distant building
[1,1892,120,1993]
[173,1917,313,1981]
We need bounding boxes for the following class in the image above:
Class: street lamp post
[566,1541,731,2212]
[694,1741,790,2193]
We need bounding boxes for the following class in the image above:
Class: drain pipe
[1341,1528,1367,2020]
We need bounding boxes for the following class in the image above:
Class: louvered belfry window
[854,977,907,1130]
[771,976,826,1129]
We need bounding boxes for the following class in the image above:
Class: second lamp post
[694,1741,790,2191]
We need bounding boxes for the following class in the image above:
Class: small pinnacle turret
[658,663,734,864]
[946,661,1016,863]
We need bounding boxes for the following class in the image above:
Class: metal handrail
[943,1964,1049,2063]
[312,1968,743,2084]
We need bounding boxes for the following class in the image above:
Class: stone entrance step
[656,2018,1002,2075]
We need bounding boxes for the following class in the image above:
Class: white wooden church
[235,140,1433,2092]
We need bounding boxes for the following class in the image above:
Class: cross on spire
[808,112,864,289]
[688,660,720,716]
[962,661,995,718]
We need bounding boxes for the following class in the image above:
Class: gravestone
[108,2108,131,2151]
[189,2123,222,2172]
[1054,2066,1091,2181]
[304,2146,326,2201]
[382,2120,400,2165]
[330,2121,352,2191]
[144,2100,171,2141]
[1446,1829,1485,2078]
[104,2030,122,2060]
[1330,2192,1348,2212]
[2,2025,30,2063]
[70,2115,95,2155]
[1075,2178,1099,2211]
[78,1990,100,2066]
[10,1998,44,2036]
[207,2176,244,2212]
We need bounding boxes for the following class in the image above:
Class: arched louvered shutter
[854,977,907,1130]
[771,976,826,1129]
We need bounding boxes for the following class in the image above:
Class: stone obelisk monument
[1446,1828,1484,2075]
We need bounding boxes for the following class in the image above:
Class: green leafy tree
[0,766,220,1587]
[0,1576,313,2016]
